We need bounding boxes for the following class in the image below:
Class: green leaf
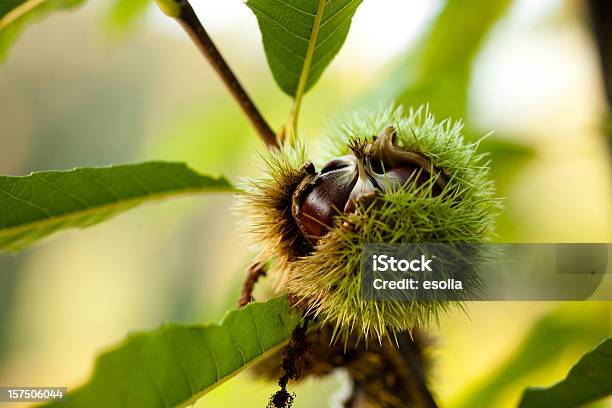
[518,337,612,408]
[0,0,84,62]
[106,0,152,32]
[42,295,301,408]
[0,162,235,253]
[454,304,610,408]
[247,0,362,97]
[396,0,513,121]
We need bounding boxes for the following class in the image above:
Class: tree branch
[393,333,439,408]
[238,260,267,308]
[588,0,612,105]
[587,0,612,156]
[157,0,279,149]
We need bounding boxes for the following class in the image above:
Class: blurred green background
[0,0,611,407]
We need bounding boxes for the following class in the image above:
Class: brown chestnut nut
[296,129,444,243]
[299,156,358,239]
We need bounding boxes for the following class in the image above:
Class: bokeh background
[0,0,611,406]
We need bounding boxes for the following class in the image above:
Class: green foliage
[246,0,362,97]
[518,337,612,408]
[0,0,84,62]
[359,0,533,198]
[1,0,608,406]
[396,0,513,121]
[107,0,152,31]
[0,162,234,253]
[375,0,534,241]
[455,305,610,408]
[42,295,301,408]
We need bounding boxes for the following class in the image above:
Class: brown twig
[170,0,279,149]
[238,261,267,308]
[588,0,612,106]
[393,333,439,408]
[587,0,612,158]
[342,382,359,408]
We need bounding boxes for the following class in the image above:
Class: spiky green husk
[239,105,501,341]
[236,140,312,287]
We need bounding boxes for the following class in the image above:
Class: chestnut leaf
[0,161,235,253]
[0,0,84,62]
[455,305,609,408]
[246,0,362,97]
[41,295,301,408]
[395,0,513,121]
[519,337,612,408]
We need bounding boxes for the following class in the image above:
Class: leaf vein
[249,307,265,353]
[202,336,221,382]
[163,329,196,397]
[319,0,356,29]
[314,4,357,53]
[274,0,316,17]
[134,342,170,408]
[37,175,90,209]
[0,185,52,218]
[227,326,247,366]
[248,3,311,43]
